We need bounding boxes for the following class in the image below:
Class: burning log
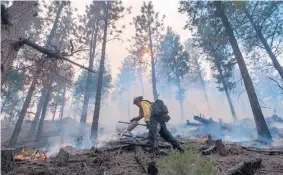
[221,158,262,175]
[55,148,69,166]
[1,148,15,173]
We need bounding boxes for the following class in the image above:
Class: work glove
[130,117,137,122]
[145,121,150,129]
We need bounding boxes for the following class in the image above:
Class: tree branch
[268,77,283,90]
[19,38,96,73]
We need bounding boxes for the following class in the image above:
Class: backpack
[151,99,170,122]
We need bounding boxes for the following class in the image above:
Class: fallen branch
[134,146,147,174]
[221,158,262,175]
[241,146,283,154]
[134,146,158,175]
[201,144,216,155]
[19,38,95,73]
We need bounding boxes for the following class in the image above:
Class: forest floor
[3,139,283,175]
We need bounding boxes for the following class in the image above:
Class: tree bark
[149,26,158,101]
[1,1,38,85]
[138,66,144,96]
[244,8,283,81]
[60,82,66,121]
[215,1,272,141]
[8,65,40,147]
[177,85,185,120]
[36,73,56,142]
[80,19,99,129]
[215,58,237,121]
[90,2,110,143]
[194,57,212,115]
[1,89,11,113]
[52,103,58,122]
[28,88,46,138]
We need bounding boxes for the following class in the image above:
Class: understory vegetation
[158,144,217,175]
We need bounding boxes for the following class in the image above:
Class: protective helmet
[133,96,143,104]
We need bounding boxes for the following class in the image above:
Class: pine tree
[179,1,272,140]
[1,1,38,85]
[132,1,165,100]
[159,27,189,120]
[90,0,130,143]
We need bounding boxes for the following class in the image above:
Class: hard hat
[133,96,143,104]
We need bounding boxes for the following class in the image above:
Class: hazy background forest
[1,0,283,148]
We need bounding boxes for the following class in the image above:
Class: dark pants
[148,114,179,149]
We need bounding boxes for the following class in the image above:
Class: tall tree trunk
[90,2,110,143]
[215,1,272,141]
[8,65,40,147]
[26,1,64,139]
[148,26,158,101]
[28,88,46,138]
[177,85,184,120]
[127,87,131,118]
[52,104,58,121]
[244,8,283,81]
[138,66,144,96]
[1,89,11,113]
[35,73,56,142]
[60,82,66,121]
[215,59,237,121]
[194,57,212,115]
[80,19,99,128]
[1,1,38,85]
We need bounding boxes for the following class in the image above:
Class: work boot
[172,142,185,153]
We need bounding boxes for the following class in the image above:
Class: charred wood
[221,158,262,175]
[1,148,15,173]
[55,148,69,166]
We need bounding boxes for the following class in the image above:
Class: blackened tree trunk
[36,73,56,142]
[27,1,64,138]
[215,58,237,121]
[1,1,38,85]
[138,66,144,96]
[60,82,66,121]
[80,20,99,128]
[177,84,185,120]
[90,2,110,143]
[52,103,58,121]
[1,89,11,113]
[244,9,283,81]
[149,26,158,101]
[8,65,40,147]
[194,57,212,115]
[28,88,46,138]
[215,1,272,141]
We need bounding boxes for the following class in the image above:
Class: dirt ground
[3,140,283,175]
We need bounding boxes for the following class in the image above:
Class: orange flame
[15,149,48,161]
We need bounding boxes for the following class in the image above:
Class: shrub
[158,143,217,175]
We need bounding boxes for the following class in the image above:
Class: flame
[15,149,48,161]
[15,154,25,160]
[120,132,124,137]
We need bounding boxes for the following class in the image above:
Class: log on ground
[221,158,262,175]
[134,146,158,175]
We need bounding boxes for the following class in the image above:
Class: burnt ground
[3,141,283,175]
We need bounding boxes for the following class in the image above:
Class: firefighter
[131,96,184,153]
